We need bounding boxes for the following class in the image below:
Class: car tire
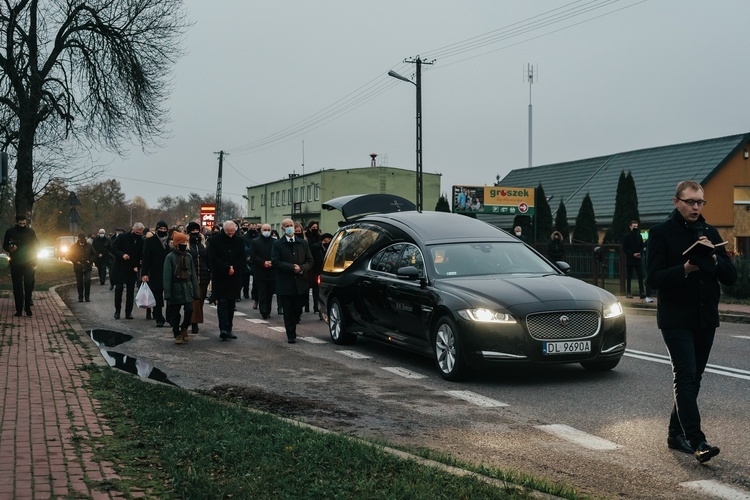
[433,316,467,381]
[328,298,356,345]
[580,357,621,372]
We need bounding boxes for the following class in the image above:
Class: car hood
[434,274,616,310]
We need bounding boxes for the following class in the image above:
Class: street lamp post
[389,60,426,212]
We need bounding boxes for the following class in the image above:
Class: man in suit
[272,218,313,343]
[249,223,276,320]
[110,222,145,319]
[208,220,246,340]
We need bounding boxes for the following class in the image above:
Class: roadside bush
[722,256,750,299]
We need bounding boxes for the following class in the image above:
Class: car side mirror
[397,266,420,280]
[555,261,571,274]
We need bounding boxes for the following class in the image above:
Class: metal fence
[534,243,626,294]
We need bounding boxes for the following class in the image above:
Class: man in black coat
[92,228,111,285]
[2,214,39,316]
[208,220,246,340]
[646,180,737,463]
[141,220,171,326]
[249,223,276,320]
[621,220,646,299]
[107,227,124,290]
[272,218,313,343]
[110,223,145,319]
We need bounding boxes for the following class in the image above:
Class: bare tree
[0,0,188,215]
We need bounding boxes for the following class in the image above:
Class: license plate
[543,341,591,355]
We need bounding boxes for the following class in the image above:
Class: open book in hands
[682,239,728,259]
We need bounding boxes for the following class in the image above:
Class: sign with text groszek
[200,204,216,229]
[452,185,535,215]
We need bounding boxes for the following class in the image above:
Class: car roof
[358,211,519,245]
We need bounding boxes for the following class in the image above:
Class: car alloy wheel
[433,316,466,381]
[328,298,355,345]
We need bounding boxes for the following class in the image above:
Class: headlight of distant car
[61,245,69,254]
[603,301,624,319]
[457,308,517,323]
[37,248,51,259]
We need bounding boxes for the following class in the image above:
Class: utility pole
[525,64,537,168]
[214,150,227,224]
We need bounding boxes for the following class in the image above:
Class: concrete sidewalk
[0,291,128,499]
[1,288,748,499]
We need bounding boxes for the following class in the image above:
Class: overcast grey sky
[97,0,750,211]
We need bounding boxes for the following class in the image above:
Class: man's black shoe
[694,441,720,463]
[125,314,134,320]
[667,434,692,454]
[14,311,23,317]
[288,339,296,344]
[109,285,114,290]
[25,308,32,316]
[219,331,228,340]
[114,312,120,319]
[78,297,83,302]
[85,298,90,302]
[156,321,165,327]
[262,314,270,319]
[226,332,237,339]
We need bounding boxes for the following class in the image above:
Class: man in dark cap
[2,214,40,316]
[141,220,171,326]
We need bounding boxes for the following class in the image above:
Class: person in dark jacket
[646,180,737,464]
[163,232,200,344]
[547,231,565,262]
[309,231,331,320]
[141,220,171,326]
[208,220,246,340]
[107,227,124,290]
[68,233,96,302]
[186,222,210,333]
[110,223,145,319]
[2,214,40,316]
[249,223,276,319]
[92,228,111,285]
[622,220,646,299]
[272,218,314,343]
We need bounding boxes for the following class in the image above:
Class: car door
[384,244,434,352]
[360,244,405,338]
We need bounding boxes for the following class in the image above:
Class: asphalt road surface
[63,281,750,500]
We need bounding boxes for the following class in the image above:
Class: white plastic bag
[135,282,156,309]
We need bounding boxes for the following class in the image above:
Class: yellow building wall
[703,144,750,254]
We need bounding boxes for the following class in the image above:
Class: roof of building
[495,132,750,226]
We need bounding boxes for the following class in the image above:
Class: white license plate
[543,341,591,355]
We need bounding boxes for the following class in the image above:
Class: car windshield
[429,242,558,277]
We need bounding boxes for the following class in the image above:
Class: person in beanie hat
[186,221,211,333]
[68,232,96,302]
[163,231,199,344]
[141,220,171,326]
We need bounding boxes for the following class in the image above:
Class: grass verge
[86,366,579,499]
[0,257,73,290]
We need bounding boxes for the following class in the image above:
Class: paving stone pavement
[0,291,129,499]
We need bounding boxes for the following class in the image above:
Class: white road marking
[268,326,287,333]
[626,349,750,380]
[732,335,750,340]
[234,311,247,317]
[535,424,621,450]
[381,367,427,379]
[299,336,326,344]
[680,480,750,500]
[445,390,508,408]
[245,318,268,324]
[336,350,372,360]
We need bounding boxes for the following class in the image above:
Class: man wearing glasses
[647,180,736,463]
[2,214,39,316]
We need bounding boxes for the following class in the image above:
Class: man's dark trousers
[626,261,645,297]
[279,294,304,340]
[11,264,35,313]
[661,327,715,447]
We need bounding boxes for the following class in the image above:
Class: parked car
[55,236,77,260]
[318,203,626,381]
[37,246,56,259]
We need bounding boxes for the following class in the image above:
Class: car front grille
[525,311,600,340]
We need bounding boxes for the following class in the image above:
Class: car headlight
[37,248,50,259]
[603,301,624,319]
[61,245,69,254]
[457,308,516,323]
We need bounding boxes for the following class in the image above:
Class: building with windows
[244,166,441,234]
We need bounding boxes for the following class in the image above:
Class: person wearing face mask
[249,223,276,319]
[111,222,145,319]
[185,222,210,334]
[91,228,111,285]
[163,231,200,344]
[68,232,96,302]
[208,220,246,340]
[513,226,527,243]
[272,218,314,343]
[3,214,40,316]
[108,227,124,290]
[309,232,332,320]
[621,220,646,300]
[140,220,171,326]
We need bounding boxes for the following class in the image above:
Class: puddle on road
[88,329,175,385]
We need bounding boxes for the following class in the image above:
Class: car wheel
[328,298,356,345]
[580,357,621,371]
[433,316,467,381]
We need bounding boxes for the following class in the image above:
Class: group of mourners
[67,218,332,345]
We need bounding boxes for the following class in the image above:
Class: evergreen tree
[554,199,570,241]
[624,171,640,225]
[604,171,628,244]
[534,183,553,243]
[435,194,450,212]
[573,193,599,244]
